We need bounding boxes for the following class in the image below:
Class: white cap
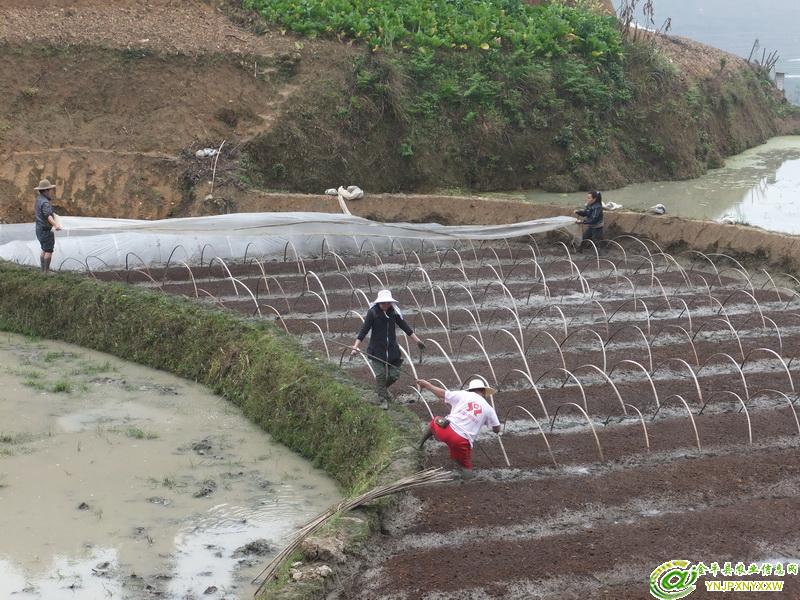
[372,289,398,305]
[466,378,496,396]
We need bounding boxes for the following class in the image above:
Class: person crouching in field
[574,190,604,253]
[351,289,425,409]
[416,378,501,480]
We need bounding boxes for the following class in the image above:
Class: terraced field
[99,235,800,599]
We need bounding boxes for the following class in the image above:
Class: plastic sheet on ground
[0,213,576,271]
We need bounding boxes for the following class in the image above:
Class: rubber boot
[43,256,52,273]
[377,386,390,410]
[417,426,434,450]
[40,255,45,272]
[386,370,400,388]
[460,468,474,481]
[374,364,389,409]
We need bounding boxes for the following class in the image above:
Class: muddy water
[518,136,800,234]
[0,332,340,599]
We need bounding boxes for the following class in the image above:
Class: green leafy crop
[244,0,623,64]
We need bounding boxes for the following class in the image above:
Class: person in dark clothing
[574,190,604,253]
[33,179,62,272]
[351,289,425,409]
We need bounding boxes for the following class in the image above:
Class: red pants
[430,418,472,469]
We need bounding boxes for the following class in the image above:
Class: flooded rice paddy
[0,332,340,599]
[520,136,800,234]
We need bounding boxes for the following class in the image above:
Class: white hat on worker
[370,289,403,317]
[466,378,496,396]
[372,289,398,305]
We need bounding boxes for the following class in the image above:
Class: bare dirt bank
[0,0,286,57]
[607,212,800,271]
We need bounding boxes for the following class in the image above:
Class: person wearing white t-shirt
[416,378,501,479]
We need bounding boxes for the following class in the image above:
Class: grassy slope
[0,263,404,491]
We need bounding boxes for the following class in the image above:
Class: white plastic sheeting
[0,212,577,271]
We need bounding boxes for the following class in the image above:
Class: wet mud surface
[0,333,340,599]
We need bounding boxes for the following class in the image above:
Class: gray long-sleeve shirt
[34,193,54,231]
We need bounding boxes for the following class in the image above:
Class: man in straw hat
[351,289,425,409]
[416,377,501,479]
[33,179,62,272]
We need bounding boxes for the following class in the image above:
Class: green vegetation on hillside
[243,0,640,190]
[244,0,627,122]
[240,0,782,194]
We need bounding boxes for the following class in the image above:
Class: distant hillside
[0,0,796,223]
[615,0,800,105]
[238,0,794,193]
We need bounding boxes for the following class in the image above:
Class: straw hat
[466,378,496,396]
[372,289,398,305]
[34,179,56,191]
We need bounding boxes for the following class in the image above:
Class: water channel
[517,136,800,234]
[0,332,340,599]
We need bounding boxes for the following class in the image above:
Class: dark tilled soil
[377,497,800,597]
[117,241,800,599]
[409,445,800,533]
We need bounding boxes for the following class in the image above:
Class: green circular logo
[650,560,699,600]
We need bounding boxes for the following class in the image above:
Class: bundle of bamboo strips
[252,467,453,595]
